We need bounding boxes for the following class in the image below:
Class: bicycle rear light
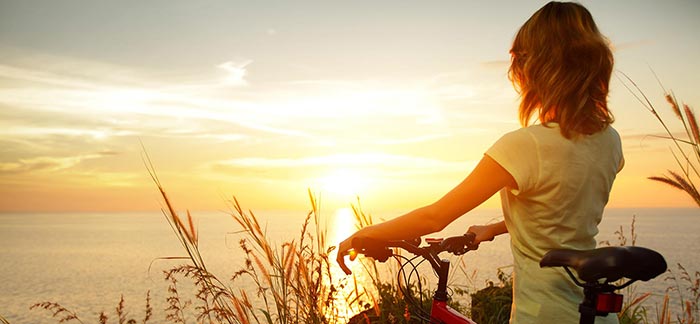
[596,292,623,313]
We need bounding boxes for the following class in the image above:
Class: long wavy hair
[509,1,614,139]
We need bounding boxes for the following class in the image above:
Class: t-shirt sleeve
[485,129,539,194]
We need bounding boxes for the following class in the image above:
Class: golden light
[330,207,357,247]
[318,168,369,200]
[328,207,381,320]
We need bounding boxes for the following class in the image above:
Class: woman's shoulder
[602,125,621,139]
[522,123,620,141]
[491,126,540,151]
[507,123,559,140]
[496,123,619,147]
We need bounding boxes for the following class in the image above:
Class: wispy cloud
[0,59,309,140]
[0,64,101,90]
[0,151,116,174]
[210,153,475,175]
[481,60,510,69]
[0,52,518,167]
[0,51,508,211]
[3,55,506,144]
[217,60,252,86]
[613,39,655,52]
[376,134,450,145]
[619,130,689,152]
[425,67,515,106]
[0,126,137,139]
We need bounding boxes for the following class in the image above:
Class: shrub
[469,270,512,324]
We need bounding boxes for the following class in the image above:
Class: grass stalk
[618,72,700,206]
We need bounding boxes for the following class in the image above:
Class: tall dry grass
[30,293,153,324]
[30,151,366,323]
[599,216,652,324]
[600,214,699,324]
[618,73,700,323]
[144,150,350,323]
[619,72,700,206]
[663,264,700,324]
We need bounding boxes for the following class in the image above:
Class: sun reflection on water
[329,207,356,248]
[328,207,376,320]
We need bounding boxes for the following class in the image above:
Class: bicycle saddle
[540,246,667,283]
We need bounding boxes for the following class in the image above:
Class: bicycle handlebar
[342,232,478,273]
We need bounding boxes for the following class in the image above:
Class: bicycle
[342,232,667,324]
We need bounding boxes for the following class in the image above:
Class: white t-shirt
[486,123,623,324]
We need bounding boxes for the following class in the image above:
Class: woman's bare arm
[337,154,516,274]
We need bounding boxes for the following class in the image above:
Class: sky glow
[1,0,699,212]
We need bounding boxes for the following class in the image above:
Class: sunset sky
[1,0,699,213]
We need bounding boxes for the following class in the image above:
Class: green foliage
[469,270,513,324]
[619,296,651,324]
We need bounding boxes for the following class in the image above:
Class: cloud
[0,59,310,140]
[612,40,655,52]
[376,134,450,145]
[0,126,137,139]
[0,52,509,182]
[0,152,115,174]
[210,153,475,175]
[218,60,252,86]
[425,67,515,106]
[481,60,510,69]
[621,130,686,142]
[154,126,250,142]
[619,130,689,153]
[431,84,477,100]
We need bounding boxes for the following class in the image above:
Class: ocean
[1,207,698,323]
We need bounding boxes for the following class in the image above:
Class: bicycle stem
[433,258,451,302]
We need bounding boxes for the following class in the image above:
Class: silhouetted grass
[599,215,699,324]
[27,144,695,324]
[617,74,700,323]
[619,72,700,206]
[142,150,348,323]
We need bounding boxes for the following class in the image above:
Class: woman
[337,2,623,323]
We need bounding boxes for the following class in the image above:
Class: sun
[319,168,368,199]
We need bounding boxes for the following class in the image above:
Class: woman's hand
[336,234,356,275]
[468,224,495,245]
[468,221,507,245]
[336,227,372,275]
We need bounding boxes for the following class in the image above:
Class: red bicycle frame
[430,300,477,324]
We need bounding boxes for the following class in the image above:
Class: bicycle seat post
[579,283,599,324]
[578,282,621,324]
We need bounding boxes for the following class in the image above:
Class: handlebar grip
[351,237,393,262]
[440,232,477,255]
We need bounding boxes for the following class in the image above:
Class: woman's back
[487,124,623,323]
